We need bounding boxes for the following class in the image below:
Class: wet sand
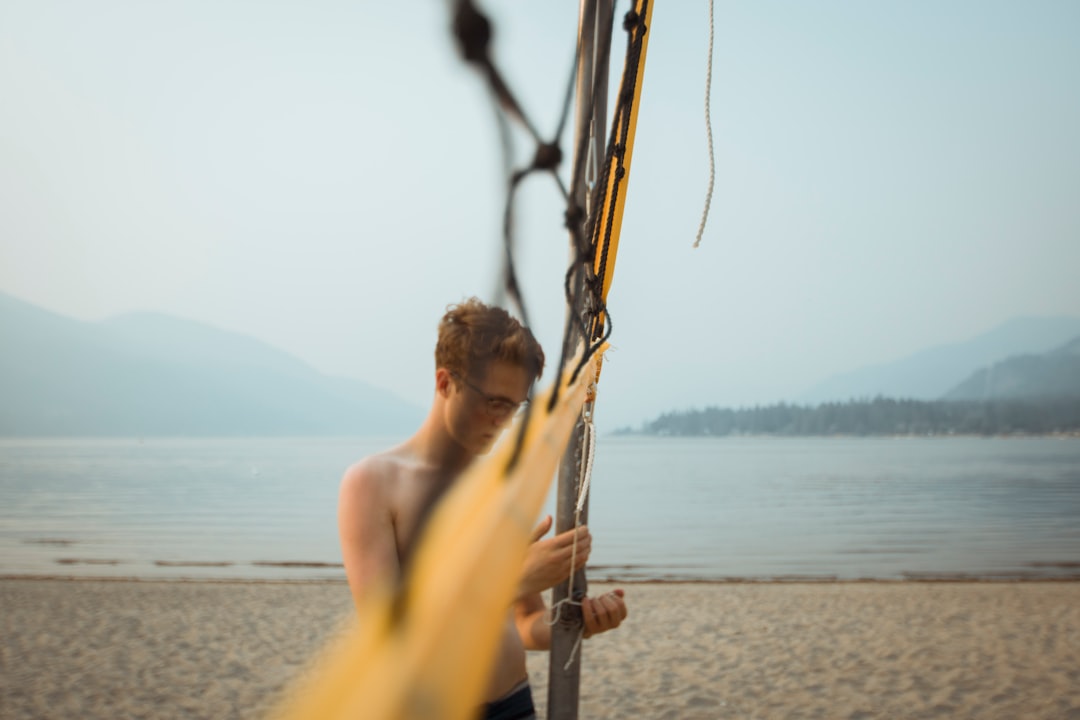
[1,578,1078,719]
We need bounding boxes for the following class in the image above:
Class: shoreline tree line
[626,397,1080,437]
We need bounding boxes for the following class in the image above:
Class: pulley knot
[564,204,585,230]
[453,1,492,64]
[533,142,563,171]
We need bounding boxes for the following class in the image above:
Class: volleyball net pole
[548,2,612,718]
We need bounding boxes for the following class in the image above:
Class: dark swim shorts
[481,680,536,720]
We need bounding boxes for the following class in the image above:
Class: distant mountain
[945,336,1080,401]
[799,316,1080,404]
[0,292,422,436]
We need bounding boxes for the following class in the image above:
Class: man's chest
[387,474,453,561]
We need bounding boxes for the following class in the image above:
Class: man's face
[447,359,533,455]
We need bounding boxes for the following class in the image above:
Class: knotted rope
[546,394,597,670]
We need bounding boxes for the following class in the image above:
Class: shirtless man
[338,298,628,719]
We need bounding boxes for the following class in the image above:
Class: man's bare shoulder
[339,445,413,499]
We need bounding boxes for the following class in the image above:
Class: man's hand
[582,588,627,638]
[517,515,591,598]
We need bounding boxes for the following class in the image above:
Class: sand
[1,578,1078,719]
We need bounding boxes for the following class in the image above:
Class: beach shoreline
[2,578,1078,719]
[5,572,1080,584]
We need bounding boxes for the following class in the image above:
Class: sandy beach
[2,578,1078,719]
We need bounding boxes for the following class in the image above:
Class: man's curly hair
[435,298,545,382]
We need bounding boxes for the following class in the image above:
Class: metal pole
[548,2,611,718]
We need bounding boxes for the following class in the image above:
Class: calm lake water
[1,436,1078,581]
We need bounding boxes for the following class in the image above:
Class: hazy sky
[2,1,1079,428]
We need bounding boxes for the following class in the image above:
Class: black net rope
[449,0,649,468]
[451,0,576,333]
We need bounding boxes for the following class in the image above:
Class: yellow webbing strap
[592,0,654,323]
[272,346,605,720]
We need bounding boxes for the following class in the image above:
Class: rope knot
[623,10,640,31]
[564,204,585,231]
[453,1,492,64]
[585,274,603,295]
[532,142,563,171]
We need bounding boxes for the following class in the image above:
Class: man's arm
[514,593,552,650]
[338,460,400,609]
[513,589,629,651]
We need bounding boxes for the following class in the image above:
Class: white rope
[546,398,597,670]
[565,402,595,602]
[576,418,595,515]
[693,0,716,249]
[563,630,585,670]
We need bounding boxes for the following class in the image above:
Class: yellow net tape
[591,0,654,332]
[271,345,606,720]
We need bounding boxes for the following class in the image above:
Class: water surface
[1,436,1078,581]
